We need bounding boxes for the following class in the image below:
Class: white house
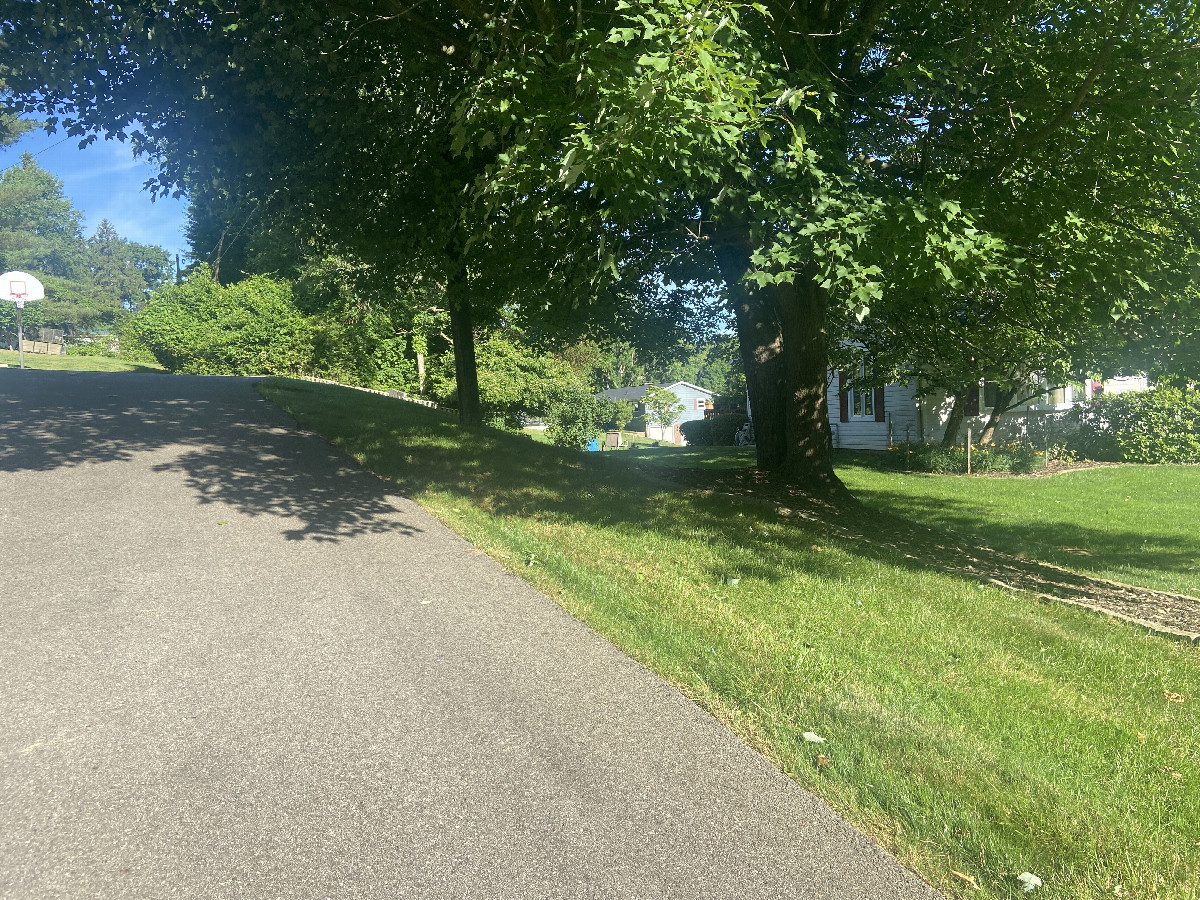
[597,381,715,445]
[825,370,1149,451]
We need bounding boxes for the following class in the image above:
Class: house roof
[596,381,714,402]
[663,380,714,396]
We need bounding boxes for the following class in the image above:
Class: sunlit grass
[837,458,1200,598]
[0,349,164,373]
[261,378,1199,900]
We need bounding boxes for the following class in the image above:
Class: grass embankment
[837,458,1200,599]
[0,349,163,373]
[261,378,1198,900]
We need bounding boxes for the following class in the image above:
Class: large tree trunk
[941,392,966,448]
[712,230,845,494]
[978,386,1018,444]
[712,232,787,469]
[446,265,482,426]
[775,273,846,495]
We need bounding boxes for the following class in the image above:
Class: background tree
[86,220,172,313]
[0,153,83,278]
[10,1,1200,495]
[0,154,171,338]
[642,385,685,436]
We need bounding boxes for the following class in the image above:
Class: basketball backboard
[2,271,45,306]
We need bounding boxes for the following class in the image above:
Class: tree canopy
[0,153,171,336]
[6,1,1200,490]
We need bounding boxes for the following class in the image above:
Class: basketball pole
[16,300,24,369]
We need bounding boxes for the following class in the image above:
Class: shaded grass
[837,457,1200,598]
[0,349,164,373]
[624,443,758,469]
[261,378,1199,900]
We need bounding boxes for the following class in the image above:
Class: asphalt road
[0,370,943,900]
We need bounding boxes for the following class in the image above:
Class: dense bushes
[679,412,750,446]
[309,313,416,390]
[128,267,314,376]
[295,256,425,392]
[678,418,711,445]
[128,265,428,389]
[710,412,750,445]
[1073,387,1200,462]
[431,334,609,448]
[890,441,1047,474]
[545,386,611,449]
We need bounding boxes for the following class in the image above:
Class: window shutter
[874,386,886,422]
[838,371,849,422]
[966,385,980,417]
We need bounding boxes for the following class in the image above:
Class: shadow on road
[0,370,422,543]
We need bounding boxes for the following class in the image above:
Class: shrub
[679,418,713,446]
[1073,386,1200,463]
[430,334,607,447]
[128,267,314,375]
[709,412,751,446]
[890,441,1046,474]
[310,315,416,392]
[112,315,158,362]
[66,340,118,358]
[544,384,609,449]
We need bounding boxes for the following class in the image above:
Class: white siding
[826,374,922,451]
[916,388,1077,446]
[822,367,1148,449]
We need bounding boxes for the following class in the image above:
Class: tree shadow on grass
[849,484,1198,583]
[266,380,1199,639]
[676,467,1200,640]
[0,370,423,543]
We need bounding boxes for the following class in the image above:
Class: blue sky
[1,125,190,260]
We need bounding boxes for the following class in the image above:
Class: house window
[851,384,874,419]
[847,363,875,419]
[837,364,885,423]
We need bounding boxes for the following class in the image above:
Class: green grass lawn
[260,379,1198,900]
[0,349,164,373]
[837,457,1200,599]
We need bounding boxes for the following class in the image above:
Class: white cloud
[1,128,189,257]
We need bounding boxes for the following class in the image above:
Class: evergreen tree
[0,155,170,335]
[86,219,172,313]
[0,152,83,277]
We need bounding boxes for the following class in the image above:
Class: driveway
[0,370,942,899]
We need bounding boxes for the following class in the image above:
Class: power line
[30,133,77,157]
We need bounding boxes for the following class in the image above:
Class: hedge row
[889,441,1047,474]
[1072,386,1200,463]
[679,413,751,446]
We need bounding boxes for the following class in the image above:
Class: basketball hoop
[2,271,46,369]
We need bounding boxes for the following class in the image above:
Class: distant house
[597,381,714,445]
[824,369,1150,451]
